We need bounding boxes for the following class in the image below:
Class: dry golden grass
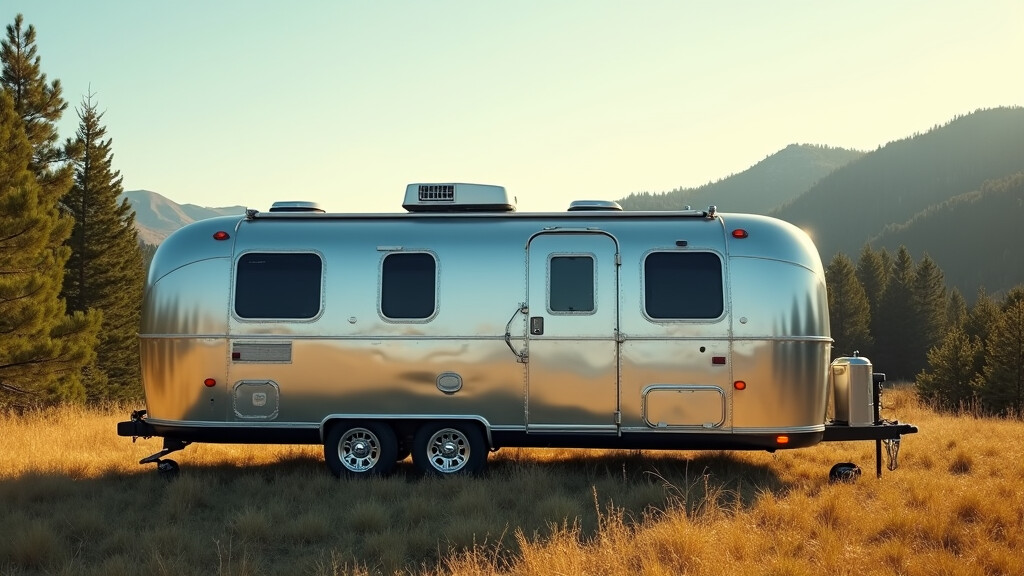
[1,389,1022,575]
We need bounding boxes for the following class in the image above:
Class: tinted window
[381,253,436,319]
[645,252,723,319]
[235,252,322,319]
[550,256,594,313]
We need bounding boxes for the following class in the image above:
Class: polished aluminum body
[140,207,831,448]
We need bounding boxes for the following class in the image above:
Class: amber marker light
[776,435,790,445]
[204,378,217,387]
[213,231,230,240]
[732,229,748,239]
[734,380,747,390]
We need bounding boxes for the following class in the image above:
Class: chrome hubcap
[339,428,380,472]
[427,429,469,473]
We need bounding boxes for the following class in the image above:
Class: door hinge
[614,411,622,425]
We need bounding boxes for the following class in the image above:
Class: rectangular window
[235,252,322,319]
[550,255,595,313]
[381,252,436,319]
[644,252,723,319]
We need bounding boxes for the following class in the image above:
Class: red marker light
[204,378,217,387]
[734,380,747,390]
[213,231,230,241]
[712,356,727,365]
[776,435,790,445]
[732,229,748,239]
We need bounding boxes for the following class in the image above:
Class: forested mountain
[870,172,1024,298]
[773,107,1024,265]
[618,144,864,213]
[121,189,245,245]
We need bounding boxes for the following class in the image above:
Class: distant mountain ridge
[121,190,245,245]
[773,107,1024,262]
[618,144,865,213]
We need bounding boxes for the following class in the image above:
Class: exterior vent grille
[418,184,455,202]
[403,183,514,213]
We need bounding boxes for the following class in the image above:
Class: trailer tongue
[821,356,918,478]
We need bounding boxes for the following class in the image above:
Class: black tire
[324,422,398,478]
[157,459,180,479]
[412,421,487,476]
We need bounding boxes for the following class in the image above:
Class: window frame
[641,250,726,322]
[233,250,325,321]
[546,252,598,316]
[378,250,439,322]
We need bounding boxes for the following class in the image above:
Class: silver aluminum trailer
[118,183,916,478]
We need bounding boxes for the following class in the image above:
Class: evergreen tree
[873,246,916,379]
[975,300,1024,416]
[856,245,890,358]
[915,326,981,412]
[911,254,947,371]
[946,288,968,330]
[0,91,99,407]
[966,288,1000,347]
[1,14,77,198]
[856,245,890,314]
[1002,286,1024,311]
[825,253,873,357]
[140,242,157,274]
[62,92,144,401]
[0,15,100,407]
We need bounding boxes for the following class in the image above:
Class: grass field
[1,389,1022,576]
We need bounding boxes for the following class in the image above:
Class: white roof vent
[403,183,515,213]
[269,201,325,213]
[567,200,623,212]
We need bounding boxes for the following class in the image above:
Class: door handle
[530,316,544,335]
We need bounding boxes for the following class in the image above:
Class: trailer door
[526,232,619,433]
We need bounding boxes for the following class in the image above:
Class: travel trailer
[118,183,916,478]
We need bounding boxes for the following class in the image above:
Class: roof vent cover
[269,201,325,213]
[568,200,623,212]
[403,183,515,213]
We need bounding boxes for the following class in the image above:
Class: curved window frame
[233,251,324,321]
[379,251,439,322]
[642,250,725,321]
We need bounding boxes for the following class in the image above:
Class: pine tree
[62,92,144,401]
[0,15,100,407]
[0,90,99,407]
[825,253,873,357]
[976,300,1024,416]
[915,326,981,412]
[966,288,1000,347]
[873,246,916,379]
[946,289,968,330]
[911,254,947,372]
[856,245,890,359]
[1002,286,1024,311]
[1,14,77,199]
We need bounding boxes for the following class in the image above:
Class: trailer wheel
[412,422,487,476]
[324,422,398,478]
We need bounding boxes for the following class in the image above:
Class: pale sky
[6,1,1022,213]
